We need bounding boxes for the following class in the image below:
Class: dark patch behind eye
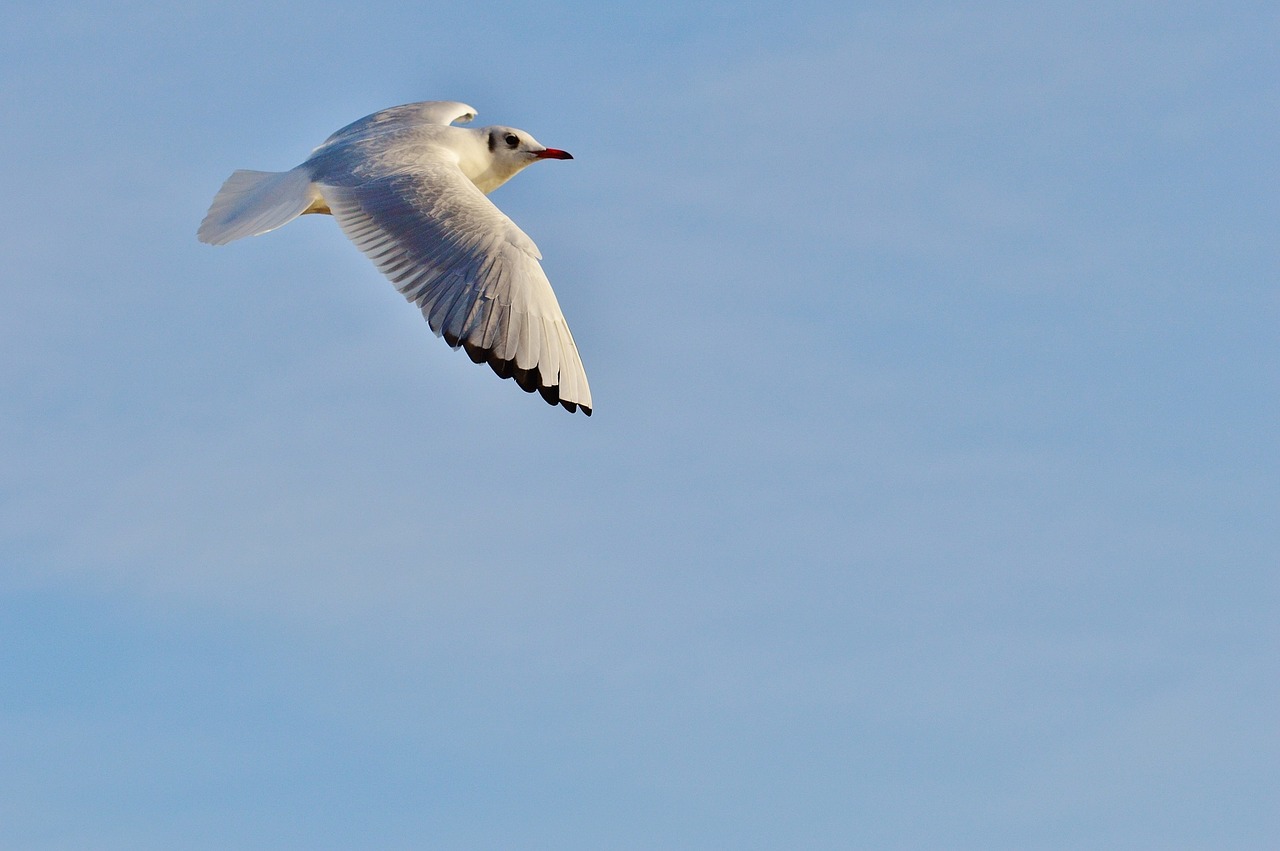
[487,130,496,153]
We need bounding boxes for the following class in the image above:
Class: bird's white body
[199,101,592,415]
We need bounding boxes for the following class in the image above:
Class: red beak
[535,148,573,160]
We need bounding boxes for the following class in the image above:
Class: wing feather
[320,165,591,414]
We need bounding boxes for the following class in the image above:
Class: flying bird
[198,101,591,415]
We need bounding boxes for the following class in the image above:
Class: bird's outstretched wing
[319,165,592,414]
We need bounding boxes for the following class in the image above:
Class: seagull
[198,100,592,415]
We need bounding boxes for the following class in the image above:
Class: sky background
[1,1,1277,848]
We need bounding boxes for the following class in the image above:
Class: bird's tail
[197,167,321,245]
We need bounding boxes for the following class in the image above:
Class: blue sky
[1,1,1276,848]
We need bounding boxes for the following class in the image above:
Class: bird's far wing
[417,101,478,126]
[320,165,592,415]
[320,102,479,148]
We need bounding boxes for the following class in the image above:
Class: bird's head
[470,126,572,192]
[486,126,573,162]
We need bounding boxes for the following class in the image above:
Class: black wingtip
[488,358,515,380]
[461,346,589,415]
[512,366,540,394]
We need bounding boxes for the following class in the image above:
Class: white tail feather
[197,168,320,245]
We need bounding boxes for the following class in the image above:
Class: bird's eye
[504,134,520,148]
